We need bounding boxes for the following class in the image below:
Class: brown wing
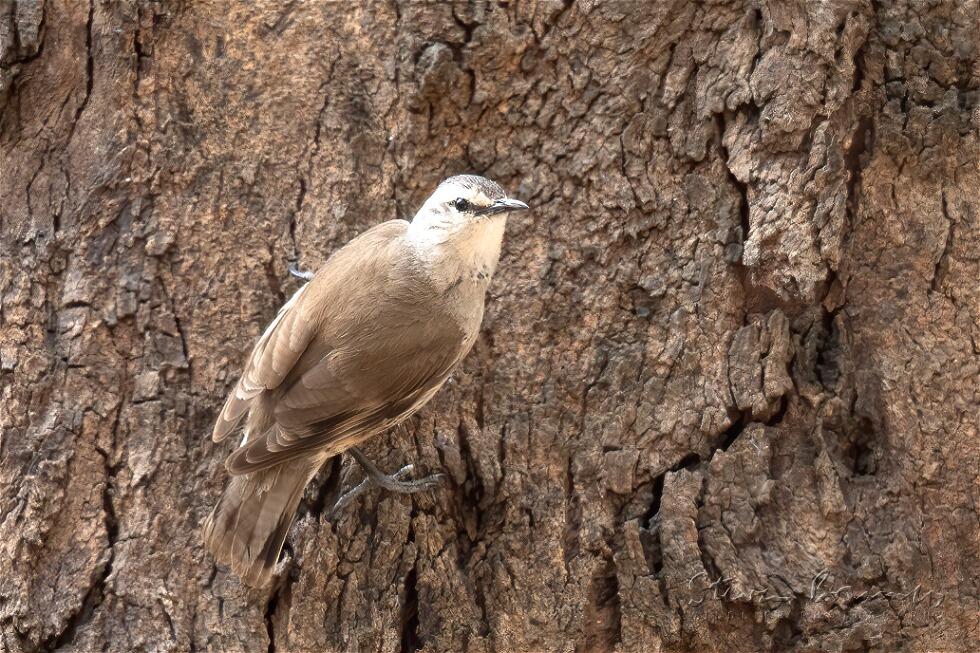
[213,220,417,443]
[224,316,466,475]
[211,284,314,442]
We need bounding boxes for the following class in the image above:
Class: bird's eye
[451,198,471,212]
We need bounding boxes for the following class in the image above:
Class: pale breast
[403,217,504,361]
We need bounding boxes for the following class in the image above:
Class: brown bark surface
[1,1,977,651]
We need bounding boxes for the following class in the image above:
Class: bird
[203,174,529,587]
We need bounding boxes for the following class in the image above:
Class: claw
[288,263,315,282]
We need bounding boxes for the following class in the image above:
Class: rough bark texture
[1,1,977,651]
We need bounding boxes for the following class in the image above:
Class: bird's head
[411,175,529,235]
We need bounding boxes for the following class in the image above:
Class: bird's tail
[203,458,322,588]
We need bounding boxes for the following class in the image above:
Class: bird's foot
[288,262,314,282]
[348,447,444,493]
[325,447,444,520]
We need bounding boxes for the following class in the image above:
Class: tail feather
[204,458,323,587]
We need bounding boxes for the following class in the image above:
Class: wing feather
[224,327,462,475]
[212,284,313,442]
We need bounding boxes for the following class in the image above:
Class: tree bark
[1,1,977,651]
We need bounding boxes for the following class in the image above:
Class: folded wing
[211,284,313,442]
[224,320,464,474]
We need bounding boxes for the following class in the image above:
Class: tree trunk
[1,1,976,651]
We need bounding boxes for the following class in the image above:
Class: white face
[415,181,496,229]
[412,177,529,233]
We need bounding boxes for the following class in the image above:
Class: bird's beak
[478,198,530,216]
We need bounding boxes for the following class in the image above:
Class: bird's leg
[288,262,315,282]
[325,447,444,520]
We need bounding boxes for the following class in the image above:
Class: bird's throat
[415,216,507,290]
[453,216,507,278]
